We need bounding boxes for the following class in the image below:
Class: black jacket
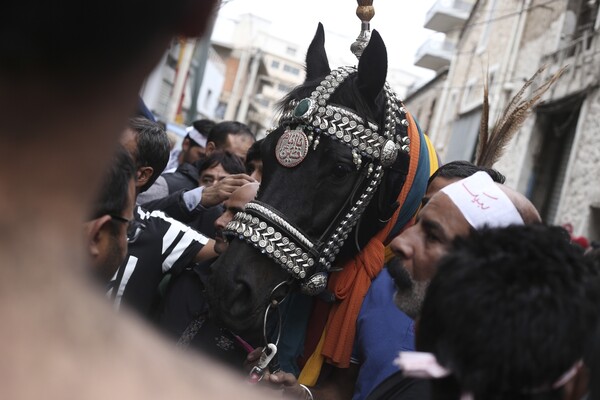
[164,162,199,193]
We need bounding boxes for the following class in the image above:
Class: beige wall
[404,71,448,139]
[426,0,600,240]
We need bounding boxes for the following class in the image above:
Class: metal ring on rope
[262,279,290,347]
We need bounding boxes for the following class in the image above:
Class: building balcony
[424,0,474,33]
[414,36,455,72]
[538,27,600,99]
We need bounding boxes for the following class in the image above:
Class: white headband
[440,171,524,229]
[186,126,207,147]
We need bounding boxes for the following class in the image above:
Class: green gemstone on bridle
[294,98,313,118]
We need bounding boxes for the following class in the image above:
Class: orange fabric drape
[316,112,422,368]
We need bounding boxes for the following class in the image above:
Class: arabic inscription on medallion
[276,129,309,168]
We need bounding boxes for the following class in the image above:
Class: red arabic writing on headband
[462,183,499,210]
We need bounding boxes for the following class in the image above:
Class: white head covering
[440,171,524,229]
[186,126,207,147]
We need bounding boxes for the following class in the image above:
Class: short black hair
[417,224,599,400]
[428,160,506,185]
[207,121,255,148]
[195,150,246,176]
[192,119,216,135]
[128,117,170,193]
[187,119,216,147]
[245,138,263,172]
[91,146,135,228]
[586,247,600,400]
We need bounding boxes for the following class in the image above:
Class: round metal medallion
[380,139,399,168]
[276,129,309,168]
[300,272,328,296]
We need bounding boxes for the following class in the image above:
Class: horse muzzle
[206,240,290,335]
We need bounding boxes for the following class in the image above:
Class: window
[278,83,292,92]
[461,79,480,112]
[526,97,583,223]
[203,89,212,109]
[445,107,482,163]
[271,60,280,69]
[461,65,496,113]
[286,46,297,56]
[563,0,599,54]
[283,64,300,76]
[215,101,227,120]
[256,97,270,107]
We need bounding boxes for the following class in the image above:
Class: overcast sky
[212,0,438,80]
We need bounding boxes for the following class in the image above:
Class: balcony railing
[424,0,474,33]
[538,26,600,100]
[414,36,455,71]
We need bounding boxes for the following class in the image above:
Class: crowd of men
[2,0,600,399]
[79,103,600,400]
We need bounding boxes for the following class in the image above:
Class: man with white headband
[388,171,541,319]
[364,173,547,400]
[177,119,215,170]
[395,224,598,400]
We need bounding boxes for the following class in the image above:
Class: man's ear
[136,166,154,188]
[182,137,191,151]
[205,141,217,155]
[85,215,112,258]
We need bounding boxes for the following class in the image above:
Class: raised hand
[201,173,256,207]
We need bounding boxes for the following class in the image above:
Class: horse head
[206,24,411,340]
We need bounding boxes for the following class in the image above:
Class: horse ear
[357,30,388,104]
[305,23,331,81]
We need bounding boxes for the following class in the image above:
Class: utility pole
[166,38,196,122]
[186,9,219,125]
[236,49,262,123]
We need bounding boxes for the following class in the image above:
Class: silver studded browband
[279,66,410,168]
[224,66,410,295]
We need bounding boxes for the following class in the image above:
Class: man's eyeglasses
[110,215,146,244]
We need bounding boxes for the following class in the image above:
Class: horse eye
[332,163,353,179]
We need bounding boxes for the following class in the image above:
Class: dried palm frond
[476,71,489,164]
[475,65,567,168]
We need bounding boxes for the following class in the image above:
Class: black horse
[206,24,412,343]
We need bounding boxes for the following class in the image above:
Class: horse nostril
[226,278,253,316]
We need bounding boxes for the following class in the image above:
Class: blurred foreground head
[0,2,281,400]
[1,0,217,83]
[0,0,219,220]
[417,224,600,400]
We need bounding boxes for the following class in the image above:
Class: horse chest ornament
[225,66,411,296]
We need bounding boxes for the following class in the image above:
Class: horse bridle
[225,66,411,296]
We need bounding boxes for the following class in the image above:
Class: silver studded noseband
[225,66,410,295]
